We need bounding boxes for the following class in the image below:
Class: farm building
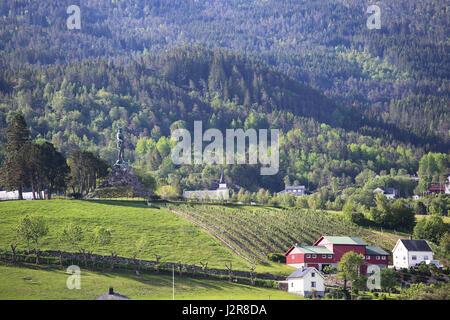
[284,236,389,274]
[285,267,325,298]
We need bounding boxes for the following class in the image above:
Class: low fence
[0,249,282,288]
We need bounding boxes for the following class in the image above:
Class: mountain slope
[0,0,448,147]
[0,47,428,192]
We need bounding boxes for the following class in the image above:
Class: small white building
[392,239,440,269]
[286,267,325,298]
[0,190,45,201]
[277,185,306,197]
[183,172,229,201]
[371,187,399,200]
[445,175,450,195]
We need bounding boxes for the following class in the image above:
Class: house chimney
[109,287,114,295]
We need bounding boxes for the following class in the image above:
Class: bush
[323,265,337,274]
[88,186,140,199]
[417,263,431,276]
[267,253,286,263]
[415,275,427,284]
[68,192,83,199]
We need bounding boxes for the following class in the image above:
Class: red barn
[284,236,389,274]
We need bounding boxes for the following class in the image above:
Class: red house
[427,183,445,194]
[284,236,389,274]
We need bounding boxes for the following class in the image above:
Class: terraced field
[169,204,402,264]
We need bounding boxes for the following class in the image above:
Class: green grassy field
[0,199,294,275]
[0,264,301,300]
[415,214,450,224]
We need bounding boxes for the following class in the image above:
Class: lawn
[0,264,302,300]
[0,199,294,276]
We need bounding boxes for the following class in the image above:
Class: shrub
[68,192,83,199]
[267,253,286,263]
[323,265,337,274]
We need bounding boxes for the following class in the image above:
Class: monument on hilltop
[87,125,150,199]
[115,125,126,166]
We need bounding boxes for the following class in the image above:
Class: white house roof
[396,239,433,252]
[286,267,323,280]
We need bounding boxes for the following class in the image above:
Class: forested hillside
[0,0,448,147]
[0,48,428,192]
[0,0,448,193]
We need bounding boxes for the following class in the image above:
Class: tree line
[0,114,109,198]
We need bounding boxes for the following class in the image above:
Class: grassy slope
[0,200,294,275]
[415,215,450,224]
[0,264,301,300]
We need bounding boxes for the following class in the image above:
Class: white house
[286,267,325,298]
[445,175,450,195]
[392,239,440,269]
[277,185,306,197]
[371,187,399,200]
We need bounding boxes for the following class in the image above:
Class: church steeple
[218,171,227,189]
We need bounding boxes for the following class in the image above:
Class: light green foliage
[16,215,48,252]
[60,223,84,252]
[380,268,398,294]
[15,215,34,252]
[337,252,365,292]
[399,283,450,300]
[413,215,448,244]
[92,226,112,256]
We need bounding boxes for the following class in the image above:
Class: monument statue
[115,125,125,166]
[87,123,151,199]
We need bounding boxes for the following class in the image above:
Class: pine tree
[0,114,31,200]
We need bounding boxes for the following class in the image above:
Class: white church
[183,172,229,201]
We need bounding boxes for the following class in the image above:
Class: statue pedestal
[88,164,150,199]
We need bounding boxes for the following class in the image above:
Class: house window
[424,256,428,260]
[322,255,326,259]
[328,255,332,259]
[311,272,315,278]
[312,255,317,259]
[382,256,386,260]
[291,255,295,260]
[376,256,380,260]
[311,281,316,288]
[306,254,311,258]
[366,256,370,260]
[291,282,293,287]
[412,255,417,260]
